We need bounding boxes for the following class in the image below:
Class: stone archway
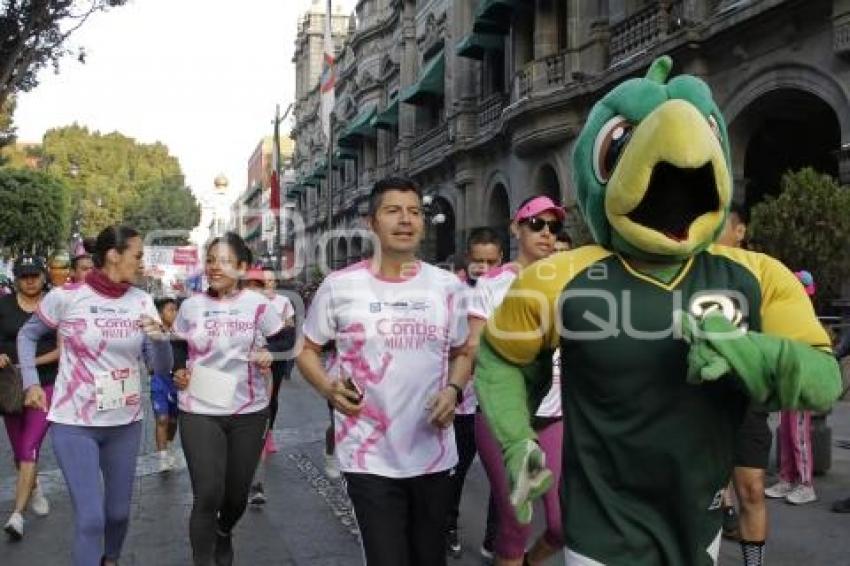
[350,235,363,262]
[487,182,511,255]
[729,88,841,208]
[421,196,456,264]
[336,238,349,269]
[535,163,562,202]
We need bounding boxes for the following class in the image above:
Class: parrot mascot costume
[474,56,842,565]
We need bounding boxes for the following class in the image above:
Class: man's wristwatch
[446,383,463,406]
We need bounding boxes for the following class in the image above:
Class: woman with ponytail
[17,224,173,566]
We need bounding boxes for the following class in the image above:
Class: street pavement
[2,373,850,565]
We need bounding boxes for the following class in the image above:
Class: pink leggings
[475,412,564,560]
[778,410,813,485]
[3,385,54,463]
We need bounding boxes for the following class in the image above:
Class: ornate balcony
[478,93,507,131]
[608,1,684,67]
[411,123,449,168]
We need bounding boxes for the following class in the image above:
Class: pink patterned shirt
[304,261,469,478]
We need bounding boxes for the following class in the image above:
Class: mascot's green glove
[675,309,841,411]
[475,338,553,524]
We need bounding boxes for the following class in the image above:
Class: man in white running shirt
[297,176,470,566]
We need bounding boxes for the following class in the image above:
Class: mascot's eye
[708,115,721,140]
[593,116,634,184]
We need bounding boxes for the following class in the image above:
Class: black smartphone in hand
[343,378,364,403]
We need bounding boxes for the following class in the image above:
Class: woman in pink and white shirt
[172,232,286,566]
[454,195,567,566]
[18,225,173,566]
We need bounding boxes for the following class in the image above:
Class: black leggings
[345,471,453,566]
[179,410,268,565]
[268,360,292,430]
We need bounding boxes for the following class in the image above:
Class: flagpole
[325,0,335,270]
[274,103,282,272]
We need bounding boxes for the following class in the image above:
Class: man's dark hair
[728,202,749,225]
[467,227,504,253]
[556,231,572,245]
[368,176,422,217]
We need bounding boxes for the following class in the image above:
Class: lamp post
[272,103,293,273]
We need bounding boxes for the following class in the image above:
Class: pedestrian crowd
[0,175,847,566]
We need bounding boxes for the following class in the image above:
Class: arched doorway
[336,238,348,269]
[535,163,561,202]
[732,89,840,208]
[421,196,456,264]
[488,183,511,255]
[350,235,363,262]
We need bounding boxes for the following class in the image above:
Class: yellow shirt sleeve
[484,246,612,365]
[757,254,832,350]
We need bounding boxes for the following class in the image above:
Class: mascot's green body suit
[474,57,842,565]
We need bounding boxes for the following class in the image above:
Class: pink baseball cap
[244,267,265,282]
[514,196,566,222]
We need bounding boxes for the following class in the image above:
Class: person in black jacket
[1,256,58,540]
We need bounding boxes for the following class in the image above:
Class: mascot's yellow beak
[605,99,731,257]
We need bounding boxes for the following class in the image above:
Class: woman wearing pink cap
[454,194,567,565]
[764,270,818,505]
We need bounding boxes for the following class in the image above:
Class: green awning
[370,97,399,130]
[302,175,319,187]
[456,32,505,60]
[473,0,517,34]
[288,183,305,195]
[400,52,445,106]
[338,105,377,146]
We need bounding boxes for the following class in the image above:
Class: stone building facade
[289,0,850,274]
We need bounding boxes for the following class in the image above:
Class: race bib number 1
[95,367,141,412]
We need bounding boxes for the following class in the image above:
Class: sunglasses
[521,217,563,234]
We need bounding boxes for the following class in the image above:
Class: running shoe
[786,484,817,505]
[157,450,173,473]
[324,453,341,479]
[764,480,795,499]
[479,542,494,563]
[215,528,234,566]
[30,484,50,516]
[4,511,23,540]
[249,483,266,506]
[447,528,461,558]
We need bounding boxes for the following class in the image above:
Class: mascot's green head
[572,56,732,261]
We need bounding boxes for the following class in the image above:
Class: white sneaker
[4,511,23,540]
[29,484,49,516]
[764,480,795,499]
[157,450,173,473]
[324,453,341,479]
[786,484,817,505]
[167,446,180,469]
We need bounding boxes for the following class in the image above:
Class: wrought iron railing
[478,93,507,130]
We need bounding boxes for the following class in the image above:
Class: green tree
[0,1,128,110]
[40,124,186,235]
[749,168,850,311]
[122,178,201,238]
[0,168,70,254]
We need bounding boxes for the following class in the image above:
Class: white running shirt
[37,282,161,426]
[303,261,469,478]
[469,264,562,418]
[174,290,284,416]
